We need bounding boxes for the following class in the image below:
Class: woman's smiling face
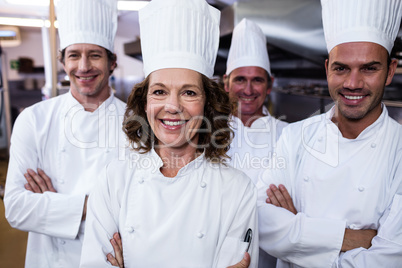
[146,68,206,150]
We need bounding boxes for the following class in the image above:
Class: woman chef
[79,0,258,267]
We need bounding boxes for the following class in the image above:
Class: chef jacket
[227,106,288,185]
[80,149,259,268]
[4,90,127,268]
[257,105,402,268]
[227,106,288,268]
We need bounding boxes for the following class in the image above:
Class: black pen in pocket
[244,228,252,252]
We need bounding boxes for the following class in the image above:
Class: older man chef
[4,0,126,267]
[224,18,288,268]
[224,19,288,187]
[257,0,402,267]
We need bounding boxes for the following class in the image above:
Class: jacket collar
[230,105,272,128]
[138,148,207,178]
[64,89,115,113]
[326,103,388,140]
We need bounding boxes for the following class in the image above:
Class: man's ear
[325,58,329,77]
[223,74,229,93]
[110,61,117,73]
[386,59,398,86]
[267,76,274,94]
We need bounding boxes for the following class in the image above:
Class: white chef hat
[321,0,402,54]
[139,0,220,78]
[226,18,271,76]
[57,0,118,52]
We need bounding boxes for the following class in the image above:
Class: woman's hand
[107,232,124,268]
[106,232,251,268]
[227,252,251,268]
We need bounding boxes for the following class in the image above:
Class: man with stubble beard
[257,0,402,267]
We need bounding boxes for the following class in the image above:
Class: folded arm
[107,232,251,268]
[4,110,85,239]
[267,183,377,252]
[257,166,346,268]
[262,179,401,267]
[23,168,88,221]
[337,194,402,267]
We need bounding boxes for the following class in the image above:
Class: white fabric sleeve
[258,204,345,268]
[338,195,402,267]
[257,129,346,268]
[337,146,402,267]
[80,165,119,267]
[214,179,259,268]
[4,109,85,239]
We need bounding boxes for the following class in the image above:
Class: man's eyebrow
[331,61,382,67]
[66,49,103,54]
[361,61,382,67]
[88,49,104,54]
[331,61,347,67]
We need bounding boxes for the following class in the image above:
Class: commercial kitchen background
[0,0,402,267]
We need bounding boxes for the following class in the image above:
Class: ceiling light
[5,0,50,6]
[0,30,17,37]
[0,17,57,28]
[0,26,21,47]
[117,1,148,11]
[5,0,149,11]
[0,17,47,27]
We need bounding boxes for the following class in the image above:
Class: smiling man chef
[223,18,288,268]
[257,0,402,267]
[4,0,126,267]
[224,18,288,186]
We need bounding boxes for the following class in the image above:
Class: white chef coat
[257,105,402,268]
[80,149,259,268]
[227,106,288,268]
[4,90,127,268]
[227,106,288,185]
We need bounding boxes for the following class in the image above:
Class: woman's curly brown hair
[123,73,234,162]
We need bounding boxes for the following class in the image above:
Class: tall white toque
[139,0,220,78]
[226,18,271,76]
[321,0,402,54]
[57,0,118,52]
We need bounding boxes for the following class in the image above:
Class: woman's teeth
[163,120,185,126]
